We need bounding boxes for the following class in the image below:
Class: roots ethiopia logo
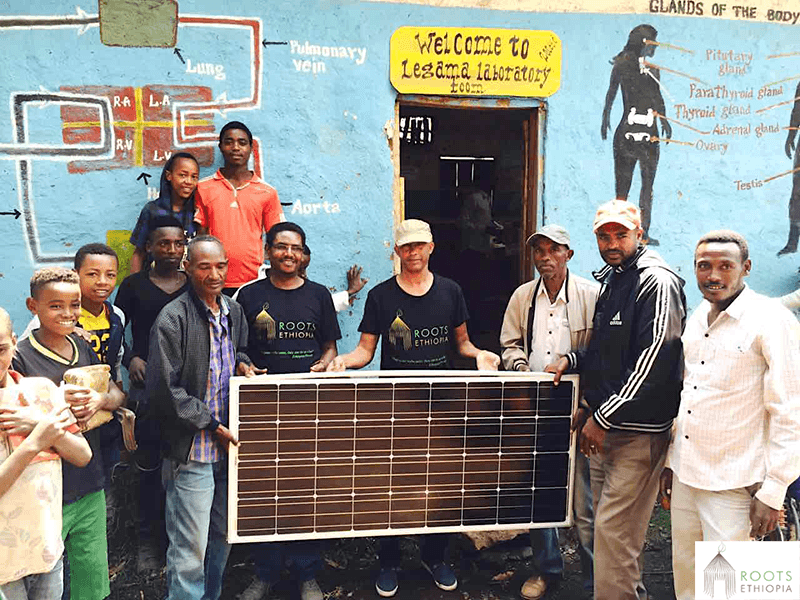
[703,543,736,599]
[388,310,450,350]
[389,310,412,350]
[255,303,276,341]
[254,303,317,341]
[697,541,798,600]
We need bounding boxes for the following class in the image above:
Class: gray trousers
[590,430,670,600]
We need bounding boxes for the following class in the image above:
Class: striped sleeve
[594,268,685,431]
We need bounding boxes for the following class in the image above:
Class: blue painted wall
[1,0,798,348]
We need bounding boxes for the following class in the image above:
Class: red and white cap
[593,200,641,232]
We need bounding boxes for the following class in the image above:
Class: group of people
[503,202,800,600]
[0,118,798,600]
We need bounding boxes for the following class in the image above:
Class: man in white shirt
[500,224,599,600]
[660,230,800,600]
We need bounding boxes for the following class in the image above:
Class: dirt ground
[105,466,676,600]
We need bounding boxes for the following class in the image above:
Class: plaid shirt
[190,301,236,462]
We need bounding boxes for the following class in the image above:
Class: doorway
[398,101,541,357]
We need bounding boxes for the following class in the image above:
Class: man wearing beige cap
[548,200,686,600]
[329,218,500,597]
[500,224,598,599]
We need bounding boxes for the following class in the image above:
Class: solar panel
[228,371,578,543]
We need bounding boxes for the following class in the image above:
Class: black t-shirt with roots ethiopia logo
[237,277,342,374]
[359,274,469,370]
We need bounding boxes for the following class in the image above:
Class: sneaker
[421,561,458,591]
[300,579,323,600]
[238,577,272,600]
[520,575,548,600]
[375,568,399,598]
[521,574,563,600]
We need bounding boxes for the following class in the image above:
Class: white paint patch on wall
[364,0,800,24]
[289,40,367,76]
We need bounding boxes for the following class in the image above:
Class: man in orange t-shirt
[195,121,285,295]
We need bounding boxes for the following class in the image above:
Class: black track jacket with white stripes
[566,246,686,433]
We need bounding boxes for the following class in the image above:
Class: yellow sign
[390,26,561,97]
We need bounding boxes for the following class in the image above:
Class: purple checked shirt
[190,300,236,463]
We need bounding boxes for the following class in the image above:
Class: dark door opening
[399,103,539,358]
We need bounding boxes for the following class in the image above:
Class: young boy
[72,244,126,382]
[73,244,127,525]
[22,245,128,526]
[0,306,92,600]
[13,268,126,600]
[129,152,200,274]
[21,245,126,383]
[114,215,188,571]
[195,121,284,295]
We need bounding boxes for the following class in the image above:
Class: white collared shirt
[668,285,800,509]
[528,281,571,371]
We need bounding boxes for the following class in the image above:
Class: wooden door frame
[393,95,545,283]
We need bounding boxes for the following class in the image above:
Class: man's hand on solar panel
[453,324,499,370]
[309,341,338,372]
[475,349,500,371]
[213,424,239,452]
[544,356,569,385]
[325,356,346,372]
[326,333,379,372]
[237,362,267,377]
[578,416,605,457]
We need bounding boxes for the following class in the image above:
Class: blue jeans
[788,475,800,503]
[529,528,562,578]
[252,541,321,584]
[379,534,449,569]
[529,451,594,592]
[162,459,231,600]
[1,557,64,600]
[572,451,594,592]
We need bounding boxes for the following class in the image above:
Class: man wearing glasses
[235,222,341,600]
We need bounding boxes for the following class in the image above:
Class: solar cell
[228,371,578,543]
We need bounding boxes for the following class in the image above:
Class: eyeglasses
[271,243,304,255]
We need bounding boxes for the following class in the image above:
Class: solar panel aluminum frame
[228,370,578,544]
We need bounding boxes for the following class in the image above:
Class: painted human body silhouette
[780,80,800,255]
[601,24,672,245]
